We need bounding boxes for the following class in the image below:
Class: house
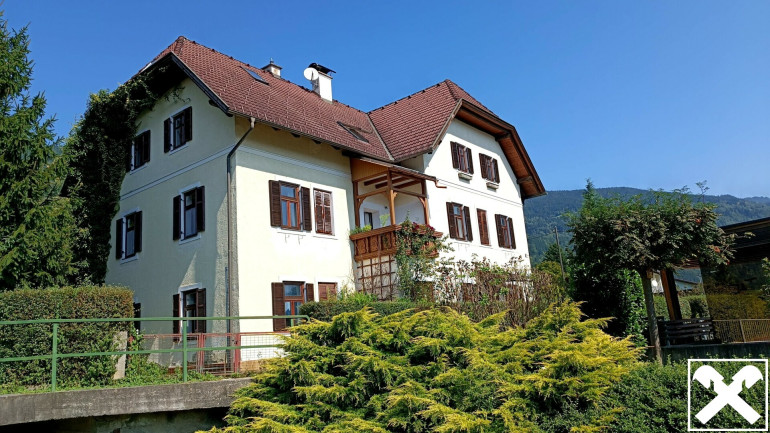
[105,37,545,337]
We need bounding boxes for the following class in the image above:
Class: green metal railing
[0,315,308,391]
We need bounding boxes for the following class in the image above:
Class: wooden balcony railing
[350,224,442,262]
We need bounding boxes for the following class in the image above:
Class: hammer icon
[692,365,763,425]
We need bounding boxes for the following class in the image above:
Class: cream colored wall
[105,79,236,334]
[418,120,531,267]
[233,121,356,333]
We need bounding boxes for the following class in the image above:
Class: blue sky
[5,1,769,197]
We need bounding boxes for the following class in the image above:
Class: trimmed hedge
[0,285,134,388]
[300,299,426,322]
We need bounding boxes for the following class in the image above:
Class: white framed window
[130,130,151,171]
[164,107,192,153]
[115,210,142,260]
[172,285,206,334]
[173,185,205,241]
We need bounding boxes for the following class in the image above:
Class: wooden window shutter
[196,186,205,232]
[135,211,143,253]
[323,192,332,234]
[493,159,500,183]
[115,218,124,259]
[328,284,337,300]
[314,190,333,234]
[466,148,474,174]
[173,195,181,240]
[196,288,206,333]
[306,283,315,303]
[508,217,516,249]
[126,145,132,172]
[272,282,285,331]
[172,294,180,334]
[269,181,281,227]
[450,142,459,169]
[477,209,489,245]
[463,206,473,241]
[301,187,312,231]
[183,107,193,143]
[164,118,171,152]
[446,202,457,239]
[314,190,323,232]
[479,154,488,180]
[495,214,505,247]
[144,132,151,163]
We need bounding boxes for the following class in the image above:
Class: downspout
[226,117,256,334]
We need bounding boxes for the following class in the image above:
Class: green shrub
[300,298,429,322]
[206,302,639,432]
[543,360,769,432]
[0,285,134,388]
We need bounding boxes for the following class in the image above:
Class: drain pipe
[226,116,256,334]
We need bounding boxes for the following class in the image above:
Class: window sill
[168,144,189,155]
[129,164,148,175]
[486,181,499,190]
[276,228,307,237]
[179,234,201,245]
[313,233,337,240]
[120,255,139,264]
[457,171,473,181]
[450,237,472,244]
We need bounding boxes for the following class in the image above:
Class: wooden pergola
[350,158,438,227]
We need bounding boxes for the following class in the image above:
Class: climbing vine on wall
[394,218,450,301]
[63,72,162,283]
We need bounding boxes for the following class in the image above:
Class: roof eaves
[138,51,230,114]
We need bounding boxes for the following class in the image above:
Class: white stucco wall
[411,120,531,267]
[105,79,236,334]
[105,80,535,338]
[233,121,356,333]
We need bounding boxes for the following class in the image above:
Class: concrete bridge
[0,378,252,432]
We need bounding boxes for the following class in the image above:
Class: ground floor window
[272,281,315,331]
[172,288,206,334]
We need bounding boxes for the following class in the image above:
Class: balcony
[350,224,442,262]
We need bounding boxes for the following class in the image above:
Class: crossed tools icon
[692,365,764,425]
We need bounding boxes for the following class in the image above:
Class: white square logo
[688,359,769,431]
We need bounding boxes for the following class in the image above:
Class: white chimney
[261,60,282,77]
[303,63,335,102]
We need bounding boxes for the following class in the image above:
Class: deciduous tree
[567,181,733,360]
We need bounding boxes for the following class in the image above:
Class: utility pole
[554,227,566,287]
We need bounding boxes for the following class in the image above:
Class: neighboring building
[700,217,770,320]
[105,37,545,336]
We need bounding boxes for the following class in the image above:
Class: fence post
[51,323,59,391]
[739,320,746,343]
[182,320,188,382]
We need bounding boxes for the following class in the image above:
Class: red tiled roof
[368,80,496,161]
[147,37,391,160]
[140,37,544,197]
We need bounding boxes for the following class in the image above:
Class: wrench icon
[692,365,763,425]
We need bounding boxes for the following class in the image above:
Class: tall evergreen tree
[0,13,76,289]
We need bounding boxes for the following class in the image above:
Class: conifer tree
[0,12,76,289]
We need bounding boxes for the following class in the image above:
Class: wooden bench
[658,318,720,346]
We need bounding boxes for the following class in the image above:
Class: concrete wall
[0,378,252,428]
[232,120,356,333]
[404,119,531,267]
[105,79,236,334]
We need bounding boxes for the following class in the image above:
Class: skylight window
[337,122,369,143]
[242,67,268,85]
